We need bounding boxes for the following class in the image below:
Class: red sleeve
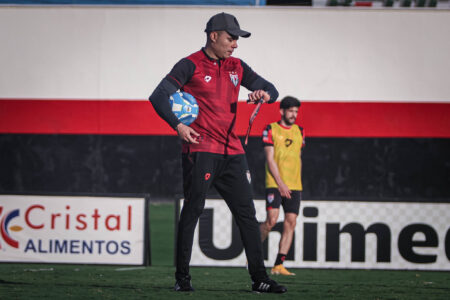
[262,124,273,146]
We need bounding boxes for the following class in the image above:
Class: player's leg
[214,154,286,293]
[279,213,298,255]
[271,212,297,276]
[260,189,281,241]
[175,152,215,291]
[213,155,265,280]
[260,208,279,241]
[271,191,301,276]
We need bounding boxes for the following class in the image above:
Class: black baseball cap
[205,12,251,38]
[280,96,301,109]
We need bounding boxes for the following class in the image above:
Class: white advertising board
[0,195,148,265]
[179,199,450,270]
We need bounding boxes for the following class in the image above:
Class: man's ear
[209,31,218,43]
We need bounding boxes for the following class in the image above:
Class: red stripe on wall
[1,99,449,137]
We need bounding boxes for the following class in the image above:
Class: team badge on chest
[229,72,239,87]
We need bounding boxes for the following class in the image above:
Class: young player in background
[260,96,304,276]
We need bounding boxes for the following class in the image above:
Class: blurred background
[1,1,449,202]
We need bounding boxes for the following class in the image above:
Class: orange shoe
[271,264,295,276]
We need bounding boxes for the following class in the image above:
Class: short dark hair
[280,96,301,109]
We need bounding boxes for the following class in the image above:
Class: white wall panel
[0,7,449,101]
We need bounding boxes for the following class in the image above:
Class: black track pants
[175,152,267,281]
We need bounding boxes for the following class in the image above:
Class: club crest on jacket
[229,72,238,87]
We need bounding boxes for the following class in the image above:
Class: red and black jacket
[149,48,278,155]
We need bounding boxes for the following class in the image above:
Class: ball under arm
[149,78,180,129]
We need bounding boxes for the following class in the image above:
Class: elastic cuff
[172,120,181,131]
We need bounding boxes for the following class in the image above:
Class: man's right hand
[176,123,200,144]
[278,181,292,199]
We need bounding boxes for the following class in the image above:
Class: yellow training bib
[263,122,304,190]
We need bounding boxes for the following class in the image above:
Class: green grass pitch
[0,202,449,299]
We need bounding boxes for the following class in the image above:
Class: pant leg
[176,152,216,280]
[213,154,268,281]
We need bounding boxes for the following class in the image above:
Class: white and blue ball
[169,91,199,126]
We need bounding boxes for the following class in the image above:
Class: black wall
[1,134,449,201]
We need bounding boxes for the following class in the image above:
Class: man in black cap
[149,12,286,293]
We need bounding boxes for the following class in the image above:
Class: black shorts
[265,188,302,215]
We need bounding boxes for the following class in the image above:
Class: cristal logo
[0,204,133,250]
[0,207,22,249]
[0,197,141,263]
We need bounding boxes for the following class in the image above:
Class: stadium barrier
[177,198,450,270]
[0,194,151,265]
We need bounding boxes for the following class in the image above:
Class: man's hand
[278,181,292,199]
[248,90,270,104]
[176,123,200,144]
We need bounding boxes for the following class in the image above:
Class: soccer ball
[169,91,199,126]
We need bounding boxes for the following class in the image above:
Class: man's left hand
[248,90,270,104]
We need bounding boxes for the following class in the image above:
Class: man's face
[281,106,299,126]
[210,31,238,59]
